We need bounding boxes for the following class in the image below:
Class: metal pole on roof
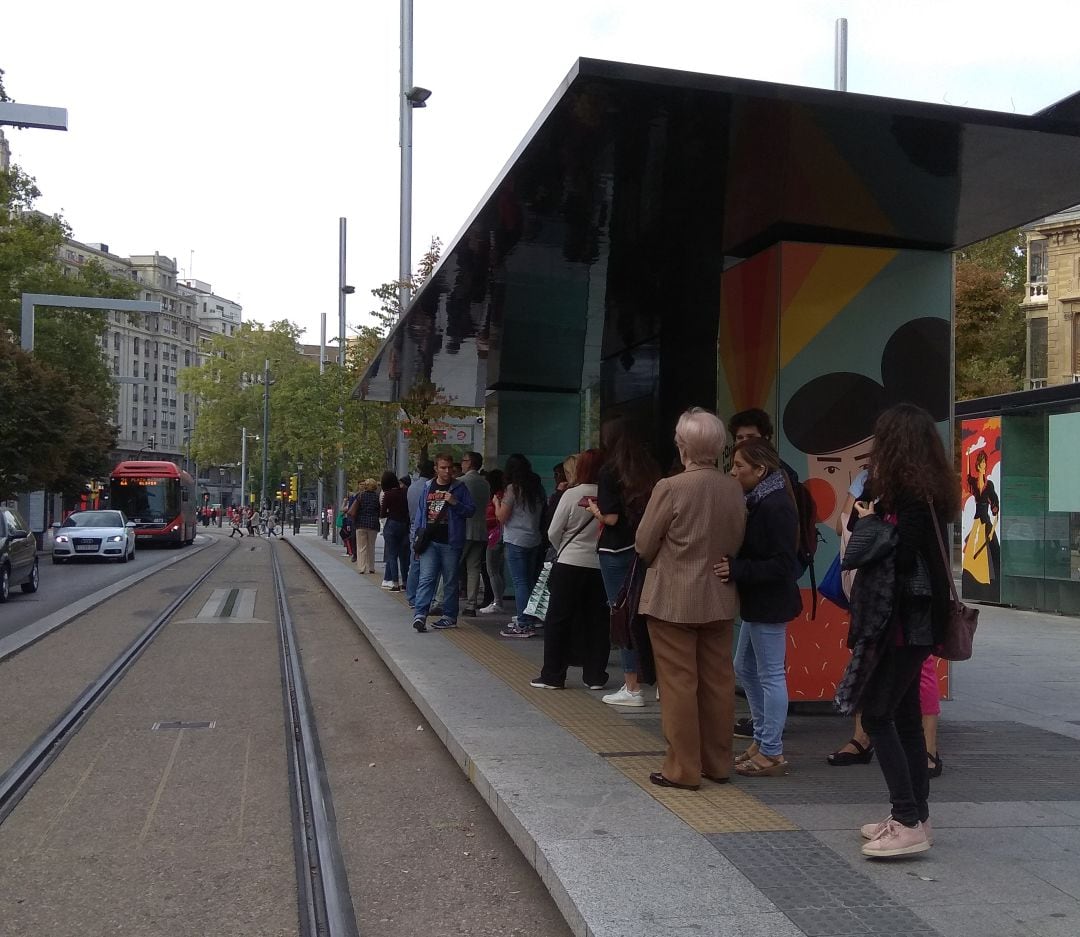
[399,0,414,314]
[834,18,848,92]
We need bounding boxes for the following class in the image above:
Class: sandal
[735,741,760,765]
[827,738,875,767]
[927,752,943,779]
[735,753,790,777]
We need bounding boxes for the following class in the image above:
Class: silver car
[52,510,137,564]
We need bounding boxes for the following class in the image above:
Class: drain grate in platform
[152,720,215,730]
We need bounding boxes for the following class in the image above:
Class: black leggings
[861,644,931,826]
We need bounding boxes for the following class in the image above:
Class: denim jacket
[412,478,476,548]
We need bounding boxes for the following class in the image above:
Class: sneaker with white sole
[380,580,395,589]
[602,685,645,708]
[529,676,564,689]
[861,818,930,858]
[431,617,458,630]
[500,621,535,638]
[478,602,502,614]
[861,816,934,846]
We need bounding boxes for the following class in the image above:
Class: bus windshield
[110,477,179,524]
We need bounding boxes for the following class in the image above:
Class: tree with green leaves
[0,156,137,498]
[954,229,1026,400]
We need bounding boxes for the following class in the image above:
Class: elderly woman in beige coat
[635,407,746,790]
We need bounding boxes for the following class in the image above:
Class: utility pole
[336,219,348,525]
[241,427,248,507]
[318,311,328,539]
[261,359,270,509]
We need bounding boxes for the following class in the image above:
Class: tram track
[0,534,360,937]
[0,538,240,825]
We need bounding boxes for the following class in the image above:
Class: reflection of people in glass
[963,446,1000,585]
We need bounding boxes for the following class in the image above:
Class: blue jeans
[406,531,420,604]
[382,518,408,584]
[505,542,540,620]
[733,620,788,757]
[599,550,637,675]
[414,541,463,621]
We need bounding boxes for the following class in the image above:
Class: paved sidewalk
[290,526,1080,937]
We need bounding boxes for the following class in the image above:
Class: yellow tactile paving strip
[442,622,797,834]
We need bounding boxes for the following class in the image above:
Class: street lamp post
[295,462,303,535]
[260,359,270,509]
[336,220,354,540]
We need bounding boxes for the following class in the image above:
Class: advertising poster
[960,417,1002,603]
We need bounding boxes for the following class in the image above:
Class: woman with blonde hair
[351,478,381,574]
[635,407,746,789]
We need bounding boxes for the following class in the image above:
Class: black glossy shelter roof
[356,57,1080,407]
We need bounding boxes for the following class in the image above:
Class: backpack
[788,468,824,619]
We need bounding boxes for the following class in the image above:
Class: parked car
[0,506,39,601]
[52,510,136,564]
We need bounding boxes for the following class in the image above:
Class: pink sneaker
[860,818,930,858]
[861,816,934,846]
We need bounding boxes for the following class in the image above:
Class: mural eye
[824,466,838,475]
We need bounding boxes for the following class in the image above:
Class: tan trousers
[356,528,377,573]
[647,616,735,787]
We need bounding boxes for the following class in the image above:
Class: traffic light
[289,474,298,503]
[148,434,156,450]
[278,481,287,502]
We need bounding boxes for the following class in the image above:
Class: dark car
[0,506,39,601]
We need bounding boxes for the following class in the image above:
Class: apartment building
[58,239,242,472]
[1023,207,1080,387]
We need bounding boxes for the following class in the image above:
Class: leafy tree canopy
[0,156,136,496]
[954,229,1026,400]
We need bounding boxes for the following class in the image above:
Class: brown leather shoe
[649,772,699,791]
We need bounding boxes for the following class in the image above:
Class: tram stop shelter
[356,57,1080,700]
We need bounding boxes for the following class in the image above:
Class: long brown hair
[605,420,662,516]
[869,403,959,514]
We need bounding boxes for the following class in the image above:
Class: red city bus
[109,461,197,546]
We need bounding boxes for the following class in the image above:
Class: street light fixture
[405,86,431,108]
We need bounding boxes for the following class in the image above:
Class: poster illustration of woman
[960,418,1002,602]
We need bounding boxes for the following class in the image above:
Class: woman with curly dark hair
[847,403,958,859]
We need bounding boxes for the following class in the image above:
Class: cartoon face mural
[717,243,953,702]
[782,317,951,529]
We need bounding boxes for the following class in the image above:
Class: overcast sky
[4,1,1078,344]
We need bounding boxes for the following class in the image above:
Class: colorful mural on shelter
[960,417,1002,603]
[718,242,952,700]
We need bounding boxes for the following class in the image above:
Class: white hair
[675,407,726,464]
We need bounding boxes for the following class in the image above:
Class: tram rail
[0,536,359,937]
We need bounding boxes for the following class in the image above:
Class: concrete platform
[290,528,1080,937]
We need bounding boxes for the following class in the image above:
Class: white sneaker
[602,685,645,708]
[861,818,930,858]
[380,580,395,589]
[861,816,934,846]
[478,602,502,614]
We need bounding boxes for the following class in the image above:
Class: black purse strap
[555,515,595,560]
[926,497,960,605]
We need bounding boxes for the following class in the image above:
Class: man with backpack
[728,409,822,739]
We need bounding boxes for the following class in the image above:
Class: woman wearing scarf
[716,437,802,778]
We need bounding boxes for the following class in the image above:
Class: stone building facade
[1023,207,1080,388]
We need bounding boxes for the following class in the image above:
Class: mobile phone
[577,496,597,508]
